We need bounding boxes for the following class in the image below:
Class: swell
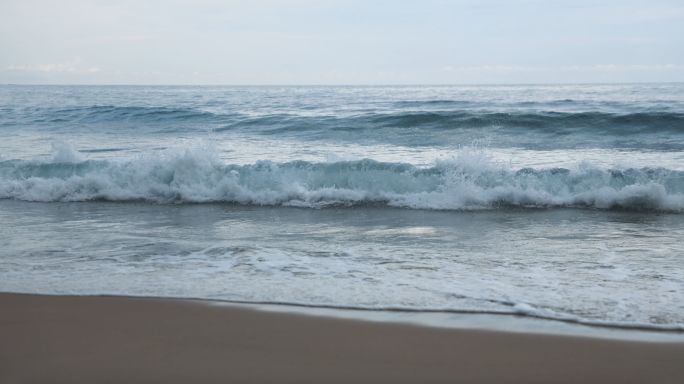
[2,105,229,127]
[207,111,684,137]
[2,147,683,211]
[4,105,684,136]
[358,111,684,134]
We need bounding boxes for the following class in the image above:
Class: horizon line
[3,81,684,87]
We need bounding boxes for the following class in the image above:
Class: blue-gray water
[1,84,683,331]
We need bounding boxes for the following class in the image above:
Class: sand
[1,293,683,383]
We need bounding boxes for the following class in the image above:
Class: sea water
[1,84,683,333]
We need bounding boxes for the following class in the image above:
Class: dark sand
[1,294,683,383]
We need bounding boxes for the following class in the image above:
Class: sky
[1,0,683,85]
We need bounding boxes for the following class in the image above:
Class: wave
[212,111,684,139]
[364,111,684,133]
[2,105,227,128]
[2,145,683,211]
[5,104,684,135]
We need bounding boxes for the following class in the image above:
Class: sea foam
[1,144,683,211]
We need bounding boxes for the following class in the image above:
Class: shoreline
[2,293,684,383]
[208,299,684,343]
[6,291,684,342]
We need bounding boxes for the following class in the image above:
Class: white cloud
[593,64,684,71]
[560,66,582,71]
[89,67,100,72]
[97,35,158,41]
[6,58,83,72]
[446,65,538,72]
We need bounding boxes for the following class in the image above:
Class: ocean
[1,84,683,332]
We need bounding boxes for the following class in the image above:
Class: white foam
[51,141,88,163]
[2,244,683,332]
[1,144,683,211]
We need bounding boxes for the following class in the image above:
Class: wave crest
[1,145,683,211]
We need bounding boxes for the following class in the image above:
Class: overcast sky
[1,0,683,85]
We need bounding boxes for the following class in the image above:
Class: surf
[2,144,683,211]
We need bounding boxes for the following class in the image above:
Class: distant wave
[5,105,684,136]
[1,105,226,128]
[360,111,684,134]
[2,144,683,211]
[210,111,684,137]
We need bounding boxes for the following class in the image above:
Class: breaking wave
[1,145,684,211]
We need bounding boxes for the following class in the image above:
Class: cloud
[560,66,581,71]
[100,35,158,41]
[134,71,166,76]
[445,65,538,72]
[593,64,684,71]
[5,58,85,73]
[89,67,100,72]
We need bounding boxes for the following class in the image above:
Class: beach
[4,1,684,382]
[2,84,684,383]
[2,293,683,384]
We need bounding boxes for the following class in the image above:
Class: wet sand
[1,293,683,383]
